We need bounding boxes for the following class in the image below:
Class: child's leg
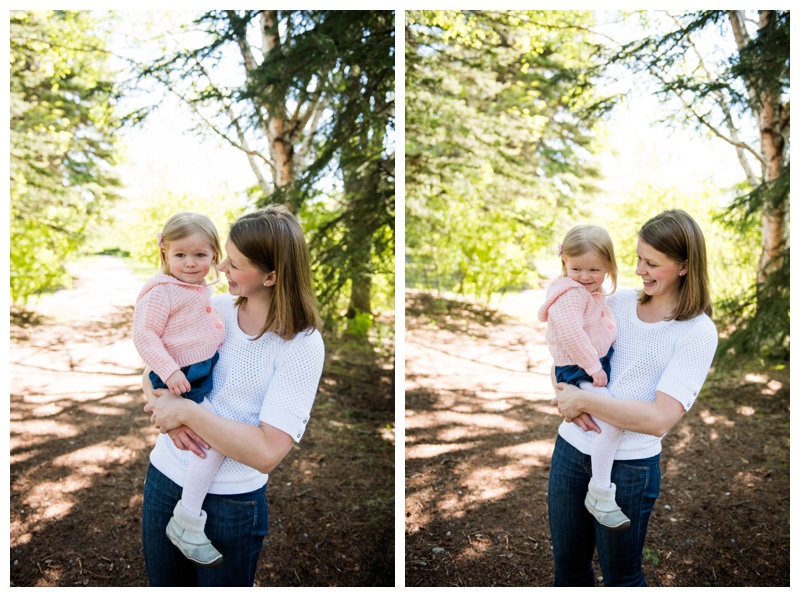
[180,398,225,515]
[577,382,622,488]
[166,398,226,566]
[578,382,629,530]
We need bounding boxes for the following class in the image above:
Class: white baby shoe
[166,501,224,567]
[584,479,631,531]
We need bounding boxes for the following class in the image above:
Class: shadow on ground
[405,291,789,587]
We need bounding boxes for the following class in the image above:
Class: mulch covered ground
[405,291,789,587]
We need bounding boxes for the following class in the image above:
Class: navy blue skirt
[149,352,219,403]
[554,346,614,386]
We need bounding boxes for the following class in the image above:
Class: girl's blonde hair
[559,224,618,294]
[228,204,322,340]
[637,209,712,320]
[159,212,222,282]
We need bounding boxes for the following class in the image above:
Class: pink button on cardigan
[133,274,226,383]
[537,277,617,376]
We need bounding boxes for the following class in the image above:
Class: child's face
[163,234,216,285]
[564,251,609,294]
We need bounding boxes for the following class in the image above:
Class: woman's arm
[555,315,717,437]
[144,391,294,474]
[553,383,685,437]
[142,369,210,458]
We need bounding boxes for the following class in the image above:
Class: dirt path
[10,257,158,586]
[405,290,561,586]
[404,290,790,587]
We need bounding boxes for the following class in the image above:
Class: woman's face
[218,239,273,299]
[564,251,608,294]
[635,239,686,300]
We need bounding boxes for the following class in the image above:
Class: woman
[141,205,325,587]
[549,209,718,586]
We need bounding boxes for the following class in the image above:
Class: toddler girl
[133,212,227,565]
[538,224,629,530]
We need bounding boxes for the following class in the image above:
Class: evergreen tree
[611,10,790,362]
[405,10,607,298]
[133,10,395,326]
[10,10,121,304]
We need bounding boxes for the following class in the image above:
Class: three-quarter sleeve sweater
[558,289,718,460]
[133,274,225,383]
[538,277,617,376]
[149,294,325,495]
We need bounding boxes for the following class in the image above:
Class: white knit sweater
[558,289,718,460]
[150,294,325,494]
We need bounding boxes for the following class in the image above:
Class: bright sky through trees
[108,11,255,202]
[590,11,745,200]
[104,10,744,210]
[116,94,255,200]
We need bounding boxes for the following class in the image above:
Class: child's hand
[165,370,191,396]
[591,369,608,387]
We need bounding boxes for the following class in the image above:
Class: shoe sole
[166,526,225,567]
[600,520,631,531]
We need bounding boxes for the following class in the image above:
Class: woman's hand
[552,383,601,433]
[144,388,187,431]
[143,388,209,458]
[167,425,210,458]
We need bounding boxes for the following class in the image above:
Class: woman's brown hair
[638,209,713,320]
[229,204,322,340]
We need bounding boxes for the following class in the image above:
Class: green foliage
[713,169,790,363]
[599,183,759,303]
[301,195,394,326]
[642,546,660,567]
[131,10,395,331]
[405,10,608,300]
[344,312,374,339]
[10,10,122,304]
[608,10,790,365]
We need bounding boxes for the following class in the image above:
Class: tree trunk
[346,273,372,319]
[343,170,373,319]
[754,11,787,284]
[260,10,296,208]
[729,10,788,284]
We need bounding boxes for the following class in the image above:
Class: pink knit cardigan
[133,274,225,383]
[537,277,617,376]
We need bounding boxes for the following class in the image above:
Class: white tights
[578,382,623,489]
[179,398,225,516]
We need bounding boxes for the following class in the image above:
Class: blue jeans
[548,435,661,586]
[142,463,268,586]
